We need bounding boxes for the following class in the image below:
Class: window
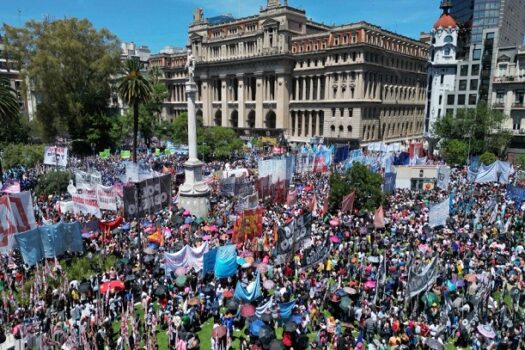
[439,95,443,104]
[516,91,525,105]
[459,80,467,91]
[471,64,480,75]
[438,109,441,118]
[468,94,477,105]
[444,47,451,56]
[460,65,469,76]
[470,79,478,90]
[447,95,455,105]
[444,35,453,43]
[440,75,444,84]
[446,108,454,116]
[473,49,481,60]
[458,94,466,105]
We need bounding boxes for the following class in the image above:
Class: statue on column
[185,49,195,82]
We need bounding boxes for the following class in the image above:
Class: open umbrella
[284,320,297,332]
[223,290,234,299]
[188,297,200,306]
[226,299,239,311]
[258,325,274,342]
[263,280,275,290]
[329,236,340,243]
[329,219,340,226]
[477,324,496,338]
[464,273,476,283]
[339,297,351,310]
[175,275,187,287]
[202,235,211,241]
[175,267,186,276]
[212,325,227,338]
[364,280,376,289]
[241,304,256,318]
[143,247,156,255]
[260,313,272,323]
[423,292,440,306]
[257,263,269,274]
[100,280,125,294]
[426,338,444,350]
[269,339,284,350]
[79,282,91,293]
[154,285,167,297]
[344,287,357,295]
[249,319,265,336]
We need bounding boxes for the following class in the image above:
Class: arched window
[444,35,453,43]
[444,47,451,56]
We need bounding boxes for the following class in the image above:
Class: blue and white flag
[429,198,450,228]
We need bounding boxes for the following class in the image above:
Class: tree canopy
[2,18,121,144]
[432,102,511,157]
[329,162,384,212]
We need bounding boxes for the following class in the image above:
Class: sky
[1,0,443,52]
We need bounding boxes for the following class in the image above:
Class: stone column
[238,74,246,128]
[255,73,264,128]
[221,76,228,126]
[276,73,290,130]
[317,76,322,100]
[309,77,314,101]
[295,78,299,100]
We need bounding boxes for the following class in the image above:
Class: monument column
[178,50,210,218]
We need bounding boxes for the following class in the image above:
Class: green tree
[117,59,153,163]
[35,171,71,196]
[479,151,497,165]
[433,102,511,157]
[3,19,121,143]
[1,144,44,168]
[441,139,468,165]
[172,112,203,145]
[516,154,525,169]
[329,162,384,212]
[0,77,19,126]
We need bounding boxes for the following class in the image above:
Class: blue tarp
[202,248,218,275]
[279,300,296,320]
[475,160,512,184]
[14,229,43,267]
[214,245,237,278]
[393,152,410,166]
[14,222,84,266]
[234,272,262,302]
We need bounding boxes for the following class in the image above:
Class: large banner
[429,198,450,228]
[233,208,264,244]
[164,242,209,276]
[300,236,331,269]
[407,257,439,298]
[75,170,103,190]
[220,177,236,196]
[123,174,172,219]
[238,192,259,211]
[383,172,396,194]
[44,146,68,167]
[96,185,118,211]
[72,189,102,218]
[437,166,451,189]
[0,192,38,253]
[275,212,313,264]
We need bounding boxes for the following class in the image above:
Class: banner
[234,177,253,197]
[437,166,451,189]
[234,272,262,302]
[220,177,236,196]
[72,192,102,219]
[286,189,297,206]
[373,206,385,229]
[75,171,102,190]
[475,160,512,184]
[383,172,396,194]
[121,150,131,160]
[0,180,20,194]
[214,245,237,278]
[123,174,172,219]
[407,257,439,298]
[341,192,355,213]
[300,236,331,268]
[279,300,296,320]
[429,198,450,228]
[96,185,118,211]
[256,175,271,199]
[507,184,525,205]
[164,242,209,276]
[233,208,264,244]
[238,192,259,211]
[275,212,312,264]
[202,248,218,275]
[44,146,68,167]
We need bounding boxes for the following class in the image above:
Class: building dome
[433,14,457,29]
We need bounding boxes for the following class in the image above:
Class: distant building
[150,0,428,145]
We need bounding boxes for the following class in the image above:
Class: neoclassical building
[149,0,428,144]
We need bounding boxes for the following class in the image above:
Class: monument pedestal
[179,79,210,218]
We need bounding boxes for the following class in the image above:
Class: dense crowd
[0,151,523,350]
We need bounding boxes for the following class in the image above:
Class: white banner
[429,198,450,228]
[96,185,117,211]
[75,170,103,190]
[0,191,37,254]
[44,146,68,167]
[72,193,101,218]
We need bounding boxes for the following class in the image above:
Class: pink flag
[374,206,385,229]
[341,191,355,213]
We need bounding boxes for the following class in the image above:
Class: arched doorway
[230,110,238,128]
[214,110,222,126]
[247,110,256,129]
[265,110,276,129]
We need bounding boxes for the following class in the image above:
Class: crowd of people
[0,149,524,350]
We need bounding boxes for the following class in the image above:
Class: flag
[322,194,330,215]
[341,191,355,213]
[155,148,161,156]
[0,180,20,194]
[373,206,385,229]
[121,150,131,159]
[286,189,297,206]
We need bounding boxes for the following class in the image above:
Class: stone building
[150,0,428,145]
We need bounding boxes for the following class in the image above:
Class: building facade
[424,0,525,136]
[150,0,428,145]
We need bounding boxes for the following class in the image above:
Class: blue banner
[429,198,450,228]
[507,184,525,206]
[202,248,218,275]
[15,229,43,267]
[234,272,262,302]
[39,223,66,258]
[214,245,237,278]
[62,222,84,253]
[383,173,396,194]
[279,300,296,320]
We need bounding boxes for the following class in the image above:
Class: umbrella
[212,325,227,338]
[269,340,284,350]
[100,280,125,294]
[258,325,274,341]
[154,285,167,297]
[423,292,440,306]
[143,247,156,255]
[183,210,191,216]
[260,313,272,323]
[284,320,297,332]
[329,294,341,303]
[364,280,376,289]
[184,217,194,224]
[241,304,256,318]
[329,219,340,226]
[175,267,186,276]
[79,282,91,293]
[426,338,444,350]
[237,257,246,266]
[291,314,302,325]
[188,297,200,306]
[209,225,218,232]
[477,324,496,338]
[223,290,234,298]
[464,273,477,283]
[226,299,239,311]
[339,297,351,310]
[249,319,265,336]
[257,263,269,274]
[344,287,357,295]
[175,275,187,287]
[329,236,340,243]
[446,280,457,292]
[202,285,214,295]
[143,255,154,264]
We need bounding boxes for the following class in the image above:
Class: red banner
[233,208,264,244]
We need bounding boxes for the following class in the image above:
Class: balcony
[493,76,525,84]
[512,103,525,109]
[492,102,504,109]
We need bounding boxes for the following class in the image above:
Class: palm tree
[0,77,19,125]
[117,59,153,163]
